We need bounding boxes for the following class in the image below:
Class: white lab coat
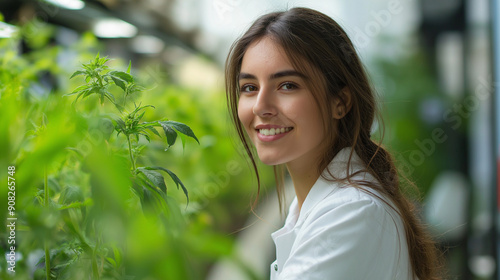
[270,148,413,280]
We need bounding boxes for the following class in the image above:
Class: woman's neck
[286,159,321,211]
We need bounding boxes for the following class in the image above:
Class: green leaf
[106,257,117,268]
[110,75,126,91]
[113,246,122,267]
[70,70,86,79]
[137,110,146,122]
[111,71,134,83]
[162,121,199,144]
[65,84,90,97]
[137,167,167,193]
[145,125,161,138]
[113,118,126,134]
[146,166,188,203]
[127,61,132,73]
[159,122,177,147]
[130,104,154,116]
[139,132,150,142]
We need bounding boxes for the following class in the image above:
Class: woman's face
[237,36,327,168]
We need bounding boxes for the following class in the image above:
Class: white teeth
[258,127,292,136]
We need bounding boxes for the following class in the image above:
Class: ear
[332,86,352,119]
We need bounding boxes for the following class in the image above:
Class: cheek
[237,98,253,127]
[295,97,325,134]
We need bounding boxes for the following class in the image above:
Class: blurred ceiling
[0,0,209,59]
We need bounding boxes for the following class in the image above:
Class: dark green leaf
[145,166,188,203]
[137,167,167,193]
[162,121,199,144]
[113,118,126,135]
[159,122,177,147]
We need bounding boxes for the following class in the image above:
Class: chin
[257,152,285,166]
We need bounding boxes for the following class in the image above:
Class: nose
[252,87,277,117]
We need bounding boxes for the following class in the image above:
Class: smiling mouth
[257,127,293,136]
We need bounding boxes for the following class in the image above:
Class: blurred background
[0,0,497,279]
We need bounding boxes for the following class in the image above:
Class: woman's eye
[280,82,298,90]
[240,85,258,92]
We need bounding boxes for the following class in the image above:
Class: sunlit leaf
[70,70,86,79]
[110,75,126,91]
[111,71,133,83]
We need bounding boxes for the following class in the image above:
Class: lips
[258,127,293,136]
[254,125,293,142]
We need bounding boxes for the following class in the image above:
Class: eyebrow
[238,70,307,81]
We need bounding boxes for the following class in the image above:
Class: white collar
[294,147,366,226]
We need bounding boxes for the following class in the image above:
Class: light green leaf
[70,70,86,79]
[145,125,161,138]
[110,75,126,91]
[113,246,122,267]
[106,257,117,268]
[112,71,133,83]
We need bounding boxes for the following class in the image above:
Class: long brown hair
[225,7,442,280]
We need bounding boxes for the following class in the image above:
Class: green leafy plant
[1,21,248,280]
[18,53,201,279]
[67,54,198,208]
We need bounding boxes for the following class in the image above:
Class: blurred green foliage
[0,19,274,280]
[372,52,453,197]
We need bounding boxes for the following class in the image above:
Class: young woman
[225,7,442,280]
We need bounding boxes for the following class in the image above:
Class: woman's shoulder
[302,176,404,231]
[290,177,412,278]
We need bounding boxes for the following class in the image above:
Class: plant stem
[44,167,51,280]
[126,135,136,171]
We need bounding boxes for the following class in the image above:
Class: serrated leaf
[159,122,177,147]
[162,121,199,144]
[137,167,167,193]
[145,166,188,203]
